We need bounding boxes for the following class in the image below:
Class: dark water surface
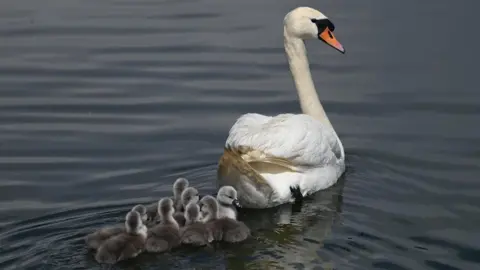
[1,0,479,269]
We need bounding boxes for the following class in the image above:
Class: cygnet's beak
[318,28,345,54]
[232,199,241,208]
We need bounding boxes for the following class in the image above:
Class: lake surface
[0,0,479,269]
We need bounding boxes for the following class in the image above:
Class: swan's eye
[311,18,335,32]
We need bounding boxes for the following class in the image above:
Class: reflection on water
[235,175,345,269]
[1,0,480,269]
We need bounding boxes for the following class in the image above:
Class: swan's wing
[225,113,342,168]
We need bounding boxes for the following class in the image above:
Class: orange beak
[319,28,345,54]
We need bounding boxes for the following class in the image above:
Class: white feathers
[225,113,345,206]
[218,6,346,208]
[225,113,344,167]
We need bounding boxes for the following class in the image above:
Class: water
[0,0,479,269]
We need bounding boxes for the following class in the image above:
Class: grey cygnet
[216,186,241,220]
[173,186,200,227]
[200,195,250,243]
[145,177,189,225]
[94,210,147,264]
[85,204,147,250]
[145,198,181,253]
[179,201,210,246]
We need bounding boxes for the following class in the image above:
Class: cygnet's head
[184,201,201,224]
[217,186,241,208]
[131,204,147,222]
[199,195,219,222]
[181,187,200,207]
[173,177,189,197]
[283,6,344,53]
[157,198,175,219]
[125,210,146,235]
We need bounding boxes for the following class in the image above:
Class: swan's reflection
[222,175,346,269]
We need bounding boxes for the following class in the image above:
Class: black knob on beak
[232,199,241,208]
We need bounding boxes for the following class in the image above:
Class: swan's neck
[284,30,333,129]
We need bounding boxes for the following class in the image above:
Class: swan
[145,198,181,253]
[172,186,201,227]
[199,195,250,243]
[145,177,189,225]
[94,210,147,264]
[217,6,346,208]
[216,186,241,220]
[180,201,210,246]
[85,204,147,250]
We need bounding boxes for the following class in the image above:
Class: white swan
[217,6,346,209]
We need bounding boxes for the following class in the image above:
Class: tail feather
[95,249,117,264]
[223,222,250,243]
[86,238,102,250]
[145,238,169,253]
[223,229,249,243]
[181,231,208,246]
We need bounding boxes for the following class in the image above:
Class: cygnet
[199,195,250,243]
[173,186,200,227]
[145,198,181,253]
[145,177,189,224]
[179,201,209,246]
[216,186,241,220]
[94,210,147,264]
[172,177,189,211]
[85,204,147,250]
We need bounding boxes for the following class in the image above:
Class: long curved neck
[284,30,333,129]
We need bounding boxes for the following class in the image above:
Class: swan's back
[226,113,344,167]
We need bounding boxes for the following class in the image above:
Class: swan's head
[217,186,241,208]
[284,6,344,53]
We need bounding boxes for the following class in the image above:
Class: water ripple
[1,0,480,269]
